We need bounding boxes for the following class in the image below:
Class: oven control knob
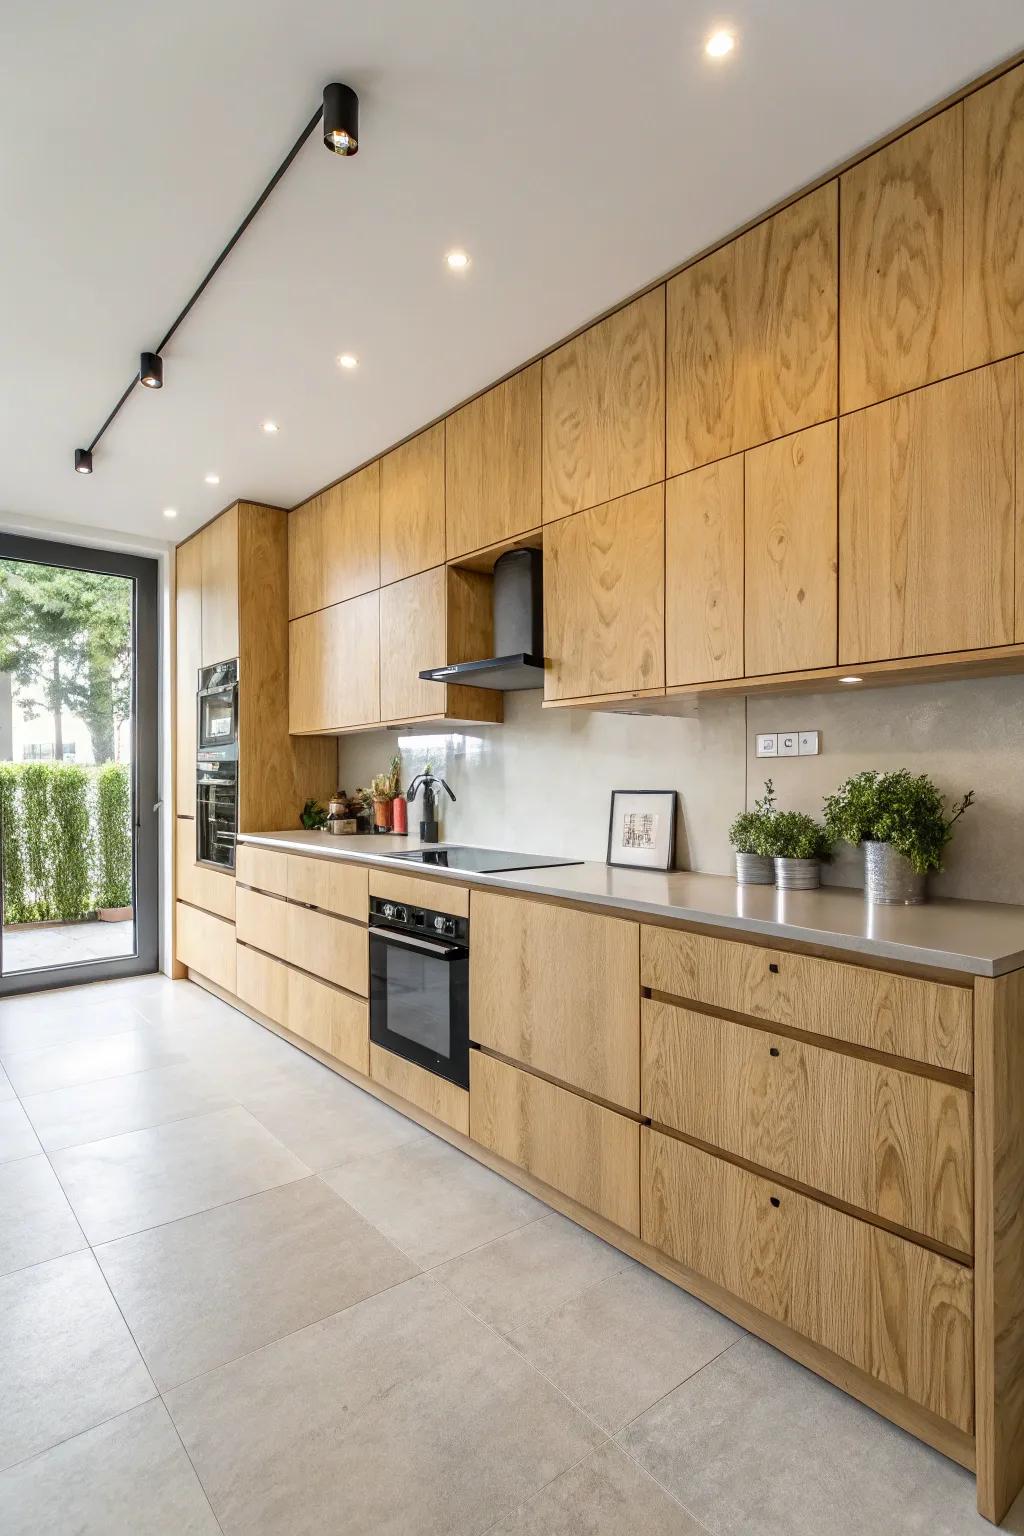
[382,902,396,920]
[433,915,454,936]
[394,905,408,923]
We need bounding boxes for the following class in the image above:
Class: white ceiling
[3,1,1023,543]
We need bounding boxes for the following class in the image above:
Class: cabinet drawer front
[175,902,236,993]
[370,1044,468,1133]
[286,855,367,922]
[641,925,972,1075]
[289,969,368,1072]
[176,819,236,920]
[235,887,290,963]
[369,868,469,917]
[236,945,289,1027]
[642,1000,973,1252]
[642,1129,973,1432]
[286,904,368,996]
[236,843,289,898]
[470,891,639,1108]
[470,1053,640,1234]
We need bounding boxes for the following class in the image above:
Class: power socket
[755,729,821,758]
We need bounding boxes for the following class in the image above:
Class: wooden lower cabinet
[235,843,289,899]
[285,854,367,922]
[175,902,236,992]
[235,886,368,996]
[235,943,288,1027]
[369,1044,469,1134]
[470,1052,640,1234]
[642,1128,974,1433]
[235,944,368,1073]
[175,818,235,921]
[641,998,973,1252]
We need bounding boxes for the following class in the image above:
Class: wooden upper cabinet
[665,455,744,686]
[288,590,380,732]
[199,505,239,665]
[667,184,837,475]
[745,421,838,676]
[543,290,665,521]
[544,484,665,702]
[288,461,380,618]
[380,424,445,585]
[1018,358,1024,643]
[445,366,541,560]
[174,535,202,814]
[379,566,448,722]
[840,108,963,413]
[965,62,1024,369]
[840,361,1015,664]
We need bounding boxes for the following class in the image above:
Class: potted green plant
[823,770,974,904]
[728,779,778,885]
[370,755,402,833]
[761,809,832,891]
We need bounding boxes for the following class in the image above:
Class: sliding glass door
[0,533,158,994]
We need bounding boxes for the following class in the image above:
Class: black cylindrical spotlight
[323,83,358,155]
[75,448,93,474]
[140,352,163,389]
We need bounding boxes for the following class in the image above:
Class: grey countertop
[236,830,1024,978]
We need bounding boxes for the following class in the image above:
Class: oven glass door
[197,773,237,869]
[369,927,469,1088]
[198,687,237,753]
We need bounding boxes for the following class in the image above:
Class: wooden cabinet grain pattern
[839,363,1015,664]
[642,1129,974,1432]
[1018,358,1024,643]
[286,854,368,923]
[965,63,1024,369]
[665,456,744,686]
[744,421,838,676]
[543,290,665,520]
[199,504,239,665]
[286,904,368,996]
[174,535,202,814]
[369,867,469,917]
[667,184,837,475]
[840,109,963,412]
[175,901,236,992]
[288,461,380,619]
[288,591,380,732]
[543,485,664,702]
[380,424,445,584]
[371,1044,468,1134]
[235,886,289,963]
[290,968,368,1071]
[175,818,235,922]
[642,998,973,1251]
[445,365,541,559]
[236,843,289,898]
[471,1052,640,1234]
[379,567,448,722]
[235,943,289,1027]
[469,890,640,1108]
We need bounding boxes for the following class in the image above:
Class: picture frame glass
[607,790,676,871]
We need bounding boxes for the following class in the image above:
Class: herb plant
[728,779,777,856]
[300,798,329,831]
[760,809,832,863]
[822,770,975,876]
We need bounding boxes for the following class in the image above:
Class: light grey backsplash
[337,674,1024,905]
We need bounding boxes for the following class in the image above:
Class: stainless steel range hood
[419,547,545,691]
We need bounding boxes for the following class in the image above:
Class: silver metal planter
[864,841,927,905]
[735,852,774,885]
[774,857,820,891]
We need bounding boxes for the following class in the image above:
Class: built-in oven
[197,659,238,757]
[196,752,238,869]
[368,896,469,1089]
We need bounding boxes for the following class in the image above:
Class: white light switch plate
[778,731,799,757]
[798,731,820,755]
[755,733,778,757]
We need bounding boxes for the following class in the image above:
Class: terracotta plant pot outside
[98,906,133,922]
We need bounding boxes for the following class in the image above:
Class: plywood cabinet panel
[286,904,368,996]
[544,485,664,702]
[286,854,368,922]
[290,969,368,1071]
[965,63,1024,369]
[1018,358,1024,644]
[236,843,289,899]
[665,456,744,686]
[471,1052,640,1234]
[744,421,838,676]
[236,944,289,1027]
[288,591,380,733]
[642,1129,973,1432]
[469,890,639,1108]
[199,505,239,666]
[175,901,236,992]
[642,999,973,1251]
[543,290,665,520]
[446,366,541,559]
[840,109,963,412]
[175,817,235,921]
[667,184,837,474]
[288,462,380,618]
[380,424,445,584]
[174,536,202,815]
[370,1044,468,1134]
[379,566,448,722]
[839,363,1015,664]
[235,886,289,963]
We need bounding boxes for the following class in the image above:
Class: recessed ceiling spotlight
[261,420,279,434]
[337,353,359,369]
[163,507,178,519]
[838,676,863,685]
[74,448,93,475]
[445,249,470,272]
[705,29,735,58]
[140,352,163,388]
[204,472,220,485]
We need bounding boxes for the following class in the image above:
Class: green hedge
[0,761,132,924]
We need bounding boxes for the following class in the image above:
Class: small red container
[391,796,408,835]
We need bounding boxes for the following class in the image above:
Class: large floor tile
[98,1175,417,1389]
[242,1068,428,1172]
[436,1212,631,1336]
[167,1273,604,1536]
[51,1104,310,1243]
[618,1335,997,1536]
[0,1154,86,1276]
[486,1440,706,1535]
[22,1060,234,1151]
[0,993,150,1055]
[323,1133,547,1267]
[508,1263,743,1433]
[0,1249,154,1471]
[0,1099,42,1163]
[0,1063,14,1102]
[2,1025,187,1097]
[0,1398,220,1535]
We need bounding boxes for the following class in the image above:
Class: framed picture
[606,789,677,871]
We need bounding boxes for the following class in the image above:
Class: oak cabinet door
[175,535,202,814]
[380,424,445,585]
[379,567,448,722]
[199,505,239,666]
[840,108,963,412]
[288,590,380,731]
[288,462,380,619]
[667,184,837,475]
[544,485,665,702]
[543,290,665,520]
[840,363,1015,664]
[445,365,541,559]
[665,455,744,686]
[744,421,838,676]
[965,62,1024,369]
[287,495,325,619]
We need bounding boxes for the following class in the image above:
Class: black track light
[75,448,93,475]
[323,83,359,156]
[140,352,163,389]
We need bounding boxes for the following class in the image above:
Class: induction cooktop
[385,845,582,874]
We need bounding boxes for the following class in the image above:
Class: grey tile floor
[0,974,1021,1535]
[2,918,134,974]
